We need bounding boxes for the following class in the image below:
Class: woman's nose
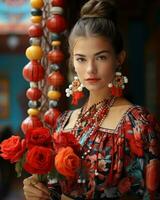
[86,60,97,74]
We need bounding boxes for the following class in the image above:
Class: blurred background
[0,0,159,199]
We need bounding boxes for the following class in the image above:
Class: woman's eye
[76,58,86,62]
[96,55,107,60]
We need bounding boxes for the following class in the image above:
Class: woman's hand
[23,175,51,200]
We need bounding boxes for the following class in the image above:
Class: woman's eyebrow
[94,50,110,56]
[74,50,110,57]
[74,54,86,57]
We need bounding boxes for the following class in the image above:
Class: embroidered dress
[52,105,160,200]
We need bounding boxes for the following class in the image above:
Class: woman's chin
[85,85,107,92]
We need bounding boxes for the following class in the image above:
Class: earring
[108,71,128,97]
[65,76,84,106]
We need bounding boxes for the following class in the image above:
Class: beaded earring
[65,76,84,106]
[108,71,128,97]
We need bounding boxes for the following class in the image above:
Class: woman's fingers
[24,193,50,200]
[23,183,50,198]
[32,182,50,195]
[23,176,50,199]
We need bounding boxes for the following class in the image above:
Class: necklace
[73,96,116,159]
[73,95,116,184]
[74,98,109,130]
[73,96,116,140]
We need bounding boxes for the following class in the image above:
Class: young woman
[23,0,160,199]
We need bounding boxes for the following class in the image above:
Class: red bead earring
[65,76,84,106]
[108,72,128,97]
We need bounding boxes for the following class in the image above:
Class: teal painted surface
[0,54,28,131]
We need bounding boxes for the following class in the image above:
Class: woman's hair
[69,0,123,55]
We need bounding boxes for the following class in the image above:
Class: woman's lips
[85,78,101,83]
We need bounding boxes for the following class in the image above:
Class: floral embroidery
[54,106,160,200]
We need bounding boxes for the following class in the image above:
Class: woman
[23,0,160,199]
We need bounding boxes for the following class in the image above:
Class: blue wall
[0,54,28,131]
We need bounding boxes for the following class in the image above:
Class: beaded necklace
[73,95,116,142]
[71,96,117,184]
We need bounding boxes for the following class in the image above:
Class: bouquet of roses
[0,127,82,183]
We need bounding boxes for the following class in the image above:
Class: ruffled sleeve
[123,106,160,200]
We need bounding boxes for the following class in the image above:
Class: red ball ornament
[44,108,61,128]
[47,71,64,87]
[46,15,67,33]
[51,0,65,7]
[48,49,64,64]
[28,24,43,37]
[21,116,43,134]
[26,88,42,100]
[23,60,45,82]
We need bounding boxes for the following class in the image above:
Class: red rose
[53,132,81,154]
[24,146,53,174]
[0,136,26,163]
[55,147,81,178]
[26,127,52,149]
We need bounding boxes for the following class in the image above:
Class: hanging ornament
[23,60,45,82]
[30,0,44,9]
[28,24,43,37]
[65,76,84,106]
[44,108,61,128]
[48,49,64,64]
[46,14,67,33]
[21,116,43,134]
[51,0,65,7]
[21,0,68,133]
[108,72,128,97]
[43,0,67,128]
[21,0,44,134]
[26,88,42,100]
[47,71,64,87]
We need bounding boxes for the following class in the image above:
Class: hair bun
[80,0,117,24]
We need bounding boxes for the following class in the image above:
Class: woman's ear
[116,50,126,66]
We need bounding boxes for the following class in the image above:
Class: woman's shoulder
[59,108,81,120]
[56,108,81,130]
[125,104,159,127]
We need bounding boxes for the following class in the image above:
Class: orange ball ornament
[30,0,44,9]
[47,90,61,100]
[31,16,42,23]
[26,46,43,60]
[27,108,40,116]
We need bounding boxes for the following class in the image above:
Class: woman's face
[73,36,121,92]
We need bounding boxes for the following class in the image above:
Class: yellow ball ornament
[27,108,40,116]
[47,91,61,100]
[30,0,44,9]
[51,41,61,47]
[31,16,42,23]
[26,45,43,60]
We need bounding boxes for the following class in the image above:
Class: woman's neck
[85,88,112,110]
